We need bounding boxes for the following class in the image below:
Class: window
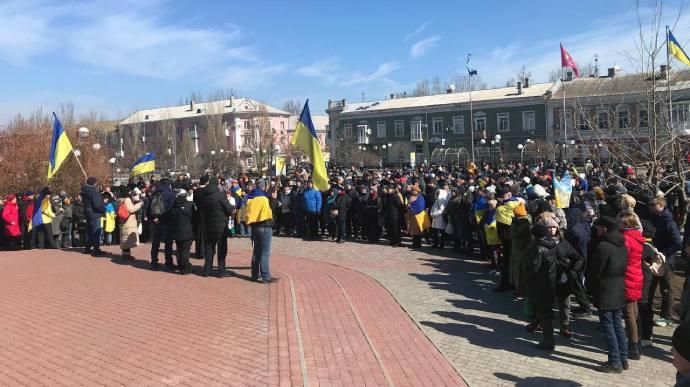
[474,117,486,132]
[597,111,609,129]
[497,112,510,132]
[617,110,629,129]
[243,135,252,146]
[452,116,465,134]
[280,121,285,131]
[376,121,386,138]
[560,109,573,129]
[521,111,535,131]
[410,120,423,141]
[577,112,590,131]
[344,124,352,138]
[356,124,368,144]
[244,120,250,129]
[394,120,404,137]
[638,109,648,128]
[432,117,443,135]
[672,103,690,126]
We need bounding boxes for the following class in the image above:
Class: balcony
[356,125,370,144]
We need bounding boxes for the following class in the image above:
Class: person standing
[649,196,681,327]
[383,186,404,247]
[302,180,322,240]
[671,321,690,386]
[163,189,194,275]
[119,188,143,259]
[2,194,21,250]
[148,179,175,270]
[407,184,428,249]
[34,187,57,249]
[618,210,645,361]
[81,177,106,256]
[246,178,277,283]
[19,191,34,249]
[196,175,234,277]
[591,216,629,373]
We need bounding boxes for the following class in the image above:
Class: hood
[622,228,645,244]
[246,187,268,199]
[602,229,625,247]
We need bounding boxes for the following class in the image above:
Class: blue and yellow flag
[28,192,48,232]
[669,28,690,66]
[129,152,156,176]
[290,100,329,191]
[47,113,74,179]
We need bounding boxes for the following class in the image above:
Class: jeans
[239,222,252,237]
[84,218,102,252]
[599,309,628,366]
[251,226,272,280]
[150,223,173,264]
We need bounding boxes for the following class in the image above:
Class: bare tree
[432,76,443,94]
[515,65,532,84]
[282,99,303,115]
[451,74,487,91]
[504,78,515,87]
[412,79,431,97]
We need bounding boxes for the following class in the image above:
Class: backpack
[117,203,130,222]
[645,243,667,277]
[150,192,166,218]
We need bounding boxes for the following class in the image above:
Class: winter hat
[86,176,97,185]
[5,194,16,202]
[672,320,690,362]
[24,190,34,197]
[131,187,142,196]
[513,202,527,217]
[594,216,618,230]
[532,184,547,198]
[199,175,210,185]
[176,189,187,198]
[541,216,560,230]
[257,178,267,191]
[522,176,531,185]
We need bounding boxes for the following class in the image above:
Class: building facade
[327,81,555,166]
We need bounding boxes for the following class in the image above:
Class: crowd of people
[1,158,690,382]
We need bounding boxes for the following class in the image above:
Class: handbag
[646,243,668,277]
[329,209,339,219]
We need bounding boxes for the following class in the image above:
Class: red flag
[560,43,580,78]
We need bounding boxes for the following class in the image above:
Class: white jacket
[430,189,448,229]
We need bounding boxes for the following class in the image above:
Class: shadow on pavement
[494,372,583,387]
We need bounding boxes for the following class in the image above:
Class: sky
[1,0,689,125]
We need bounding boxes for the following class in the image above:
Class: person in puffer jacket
[429,188,449,249]
[618,210,645,360]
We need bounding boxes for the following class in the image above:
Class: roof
[551,69,690,99]
[340,82,554,115]
[118,97,290,125]
[288,114,328,132]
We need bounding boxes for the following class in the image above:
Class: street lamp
[109,157,116,181]
[78,127,89,138]
[73,149,81,157]
[92,143,101,151]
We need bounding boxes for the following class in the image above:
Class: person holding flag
[29,187,57,249]
[81,177,106,256]
[290,100,329,192]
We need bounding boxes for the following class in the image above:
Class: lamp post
[109,157,116,182]
[517,138,533,165]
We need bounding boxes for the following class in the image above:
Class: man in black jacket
[162,189,194,275]
[148,179,176,270]
[196,175,234,277]
[591,216,629,373]
[80,177,106,256]
[649,196,682,327]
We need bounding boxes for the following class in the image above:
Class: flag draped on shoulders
[47,113,74,179]
[290,100,329,191]
[668,28,690,66]
[553,171,573,209]
[129,152,156,177]
[28,192,49,231]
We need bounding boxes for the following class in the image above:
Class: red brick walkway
[0,244,464,386]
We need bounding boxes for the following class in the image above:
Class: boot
[217,260,227,278]
[628,342,641,360]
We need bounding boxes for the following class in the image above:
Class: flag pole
[562,66,567,162]
[469,72,475,165]
[667,26,673,126]
[72,149,88,178]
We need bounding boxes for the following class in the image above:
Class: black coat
[640,243,656,304]
[526,236,558,307]
[651,208,682,258]
[382,192,403,222]
[164,197,194,241]
[590,230,628,310]
[195,184,234,240]
[80,184,105,220]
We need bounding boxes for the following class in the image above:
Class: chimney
[660,64,670,78]
[517,81,522,95]
[190,100,195,111]
[403,91,407,98]
[446,87,453,94]
[565,71,573,81]
[390,93,394,99]
[607,67,616,77]
[523,77,530,88]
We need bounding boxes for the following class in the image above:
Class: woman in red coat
[618,210,644,360]
[2,194,21,249]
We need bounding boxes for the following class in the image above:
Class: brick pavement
[0,242,463,386]
[262,236,679,387]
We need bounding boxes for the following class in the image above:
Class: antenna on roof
[362,92,365,102]
[594,54,599,77]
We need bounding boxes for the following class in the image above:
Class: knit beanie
[257,178,267,191]
[86,176,97,185]
[672,320,690,361]
[513,202,527,217]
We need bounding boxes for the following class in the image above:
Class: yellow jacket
[245,194,272,225]
[496,199,520,225]
[41,197,55,224]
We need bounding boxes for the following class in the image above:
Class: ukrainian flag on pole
[290,100,329,191]
[668,28,690,66]
[47,113,74,179]
[129,152,156,176]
